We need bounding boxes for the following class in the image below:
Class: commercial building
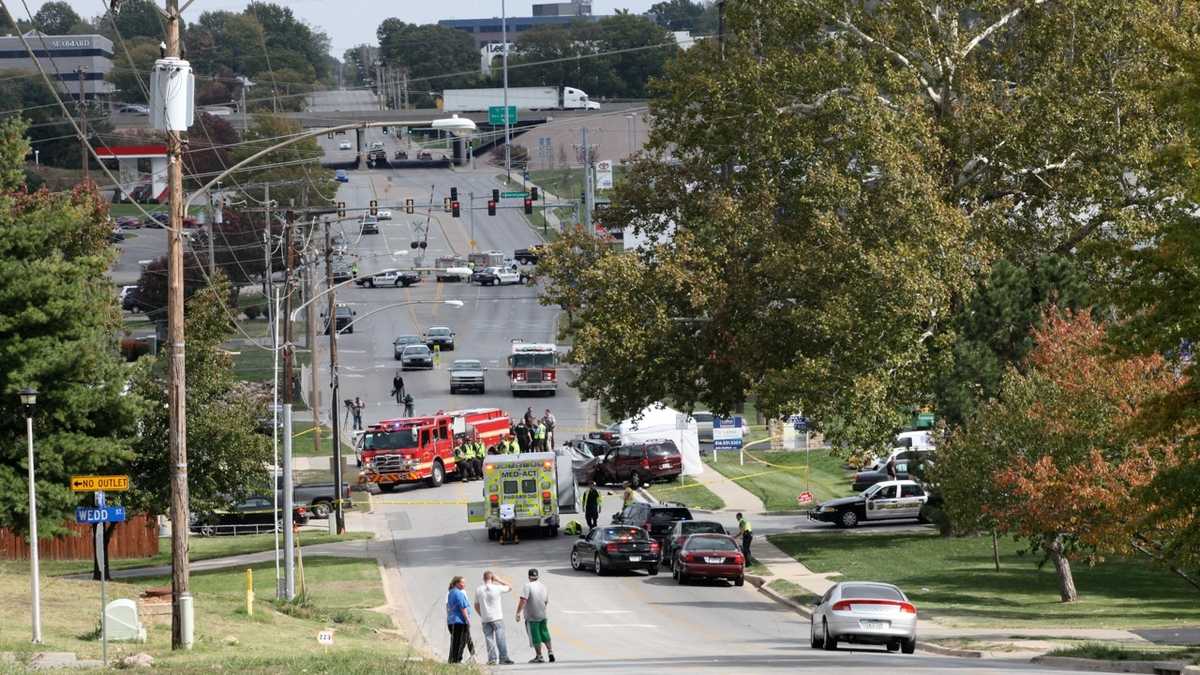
[534,0,592,16]
[440,1,601,49]
[0,31,115,98]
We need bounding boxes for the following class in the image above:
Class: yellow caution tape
[373,498,471,506]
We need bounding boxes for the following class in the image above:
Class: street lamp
[19,387,41,644]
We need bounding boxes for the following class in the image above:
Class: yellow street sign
[70,475,129,492]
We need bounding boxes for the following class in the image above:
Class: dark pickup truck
[276,476,353,519]
[514,246,544,265]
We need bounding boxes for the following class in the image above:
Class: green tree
[376,19,479,106]
[537,0,1185,448]
[102,0,165,40]
[0,117,138,538]
[648,0,706,31]
[232,113,335,209]
[105,36,160,104]
[0,71,114,170]
[32,1,83,35]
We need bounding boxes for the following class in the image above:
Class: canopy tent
[618,404,703,476]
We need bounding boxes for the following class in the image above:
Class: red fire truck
[508,341,560,396]
[357,408,512,492]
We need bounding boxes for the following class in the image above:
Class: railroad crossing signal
[369,200,378,216]
[337,201,346,218]
[405,198,414,214]
[451,201,461,218]
[487,200,496,216]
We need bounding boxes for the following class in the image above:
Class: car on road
[331,263,355,284]
[808,479,930,528]
[672,533,745,586]
[322,304,355,335]
[514,245,543,265]
[355,269,420,288]
[810,581,918,653]
[334,169,349,183]
[399,344,434,370]
[593,439,683,487]
[612,503,693,551]
[337,141,352,150]
[477,266,522,286]
[852,450,930,492]
[393,334,422,360]
[448,359,486,394]
[377,210,392,220]
[417,149,433,160]
[189,495,309,536]
[118,104,149,114]
[422,326,455,351]
[142,212,168,228]
[360,215,379,234]
[569,525,661,576]
[664,519,727,565]
[116,216,141,229]
[119,285,142,312]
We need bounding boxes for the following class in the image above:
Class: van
[594,439,682,487]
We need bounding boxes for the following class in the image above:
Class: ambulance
[475,451,578,541]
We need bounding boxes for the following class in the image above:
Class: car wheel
[570,550,582,570]
[822,620,838,651]
[480,387,486,395]
[488,528,499,541]
[199,524,216,537]
[310,501,331,519]
[839,509,859,528]
[901,637,916,654]
[647,563,659,576]
[886,640,900,652]
[735,575,744,587]
[449,387,456,395]
[427,460,445,487]
[810,617,823,649]
[378,483,398,493]
[594,554,605,576]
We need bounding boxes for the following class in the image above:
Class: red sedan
[672,533,745,586]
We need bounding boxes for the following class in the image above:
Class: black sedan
[190,495,308,536]
[570,525,661,576]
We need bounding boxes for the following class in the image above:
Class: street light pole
[502,0,511,181]
[325,221,346,534]
[19,388,41,644]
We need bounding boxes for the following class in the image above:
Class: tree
[183,112,237,182]
[933,311,1184,601]
[32,1,82,35]
[105,36,160,104]
[0,71,114,170]
[0,117,138,539]
[232,113,335,209]
[648,0,706,31]
[376,19,479,106]
[537,0,1186,448]
[102,0,165,40]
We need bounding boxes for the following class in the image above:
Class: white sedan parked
[377,210,392,220]
[810,581,917,653]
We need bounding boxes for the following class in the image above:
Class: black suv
[612,503,693,549]
[322,304,356,334]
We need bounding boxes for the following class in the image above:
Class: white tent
[618,404,703,476]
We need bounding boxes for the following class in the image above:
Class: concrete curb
[1031,656,1193,674]
[916,641,984,658]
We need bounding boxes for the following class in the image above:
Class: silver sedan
[810,581,917,653]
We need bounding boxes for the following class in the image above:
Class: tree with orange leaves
[934,310,1183,602]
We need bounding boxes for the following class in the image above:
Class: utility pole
[582,127,594,232]
[502,0,511,181]
[324,221,346,534]
[163,0,192,651]
[305,243,321,459]
[208,181,222,275]
[240,85,248,133]
[76,66,87,181]
[401,68,409,110]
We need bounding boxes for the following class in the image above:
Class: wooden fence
[0,514,159,561]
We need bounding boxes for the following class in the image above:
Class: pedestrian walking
[392,371,405,404]
[352,396,365,431]
[403,393,414,417]
[543,409,556,449]
[516,568,555,663]
[583,482,601,530]
[736,512,754,563]
[446,576,472,663]
[474,571,515,665]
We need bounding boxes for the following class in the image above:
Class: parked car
[449,359,486,394]
[337,141,352,150]
[558,442,603,484]
[377,210,393,220]
[276,477,353,519]
[612,503,692,550]
[334,169,349,183]
[514,246,543,265]
[393,150,408,160]
[361,215,379,234]
[190,495,308,536]
[664,519,727,565]
[393,334,422,360]
[116,216,142,229]
[143,212,168,228]
[691,411,715,443]
[110,226,125,242]
[355,269,420,288]
[422,326,455,351]
[569,525,661,576]
[593,440,683,486]
[400,344,434,370]
[416,149,433,160]
[562,438,611,462]
[672,533,745,586]
[118,104,149,114]
[808,480,930,528]
[331,263,354,284]
[322,304,356,335]
[852,450,931,492]
[810,581,918,653]
[586,424,621,448]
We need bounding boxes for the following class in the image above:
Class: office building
[440,2,600,49]
[0,31,115,98]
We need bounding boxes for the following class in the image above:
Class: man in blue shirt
[446,575,472,663]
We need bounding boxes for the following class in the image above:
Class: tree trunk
[1043,533,1077,602]
[991,530,1000,572]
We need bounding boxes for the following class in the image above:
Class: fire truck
[357,408,512,492]
[508,341,560,396]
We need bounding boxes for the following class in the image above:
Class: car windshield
[428,328,451,336]
[394,335,420,345]
[682,522,725,535]
[451,360,481,370]
[404,345,431,356]
[685,535,738,551]
[841,584,904,601]
[603,527,647,541]
[647,443,678,458]
[511,353,556,368]
[650,508,692,522]
[363,429,417,450]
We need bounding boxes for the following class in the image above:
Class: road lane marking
[582,624,658,629]
[562,610,632,615]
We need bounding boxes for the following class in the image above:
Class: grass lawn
[1047,643,1200,665]
[645,475,726,511]
[290,420,356,458]
[528,167,626,199]
[0,556,446,672]
[705,449,853,511]
[767,578,820,606]
[769,531,1200,629]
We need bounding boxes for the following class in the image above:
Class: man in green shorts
[515,568,555,663]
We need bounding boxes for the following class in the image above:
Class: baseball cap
[527,568,539,579]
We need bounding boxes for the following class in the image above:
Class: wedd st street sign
[70,475,130,492]
[75,506,126,524]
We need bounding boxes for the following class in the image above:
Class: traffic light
[327,132,333,139]
[450,187,458,201]
[451,201,461,218]
[492,188,500,202]
[523,198,533,215]
[337,201,346,218]
[405,198,414,214]
[530,186,539,201]
[369,199,378,216]
[487,200,496,216]
[382,126,389,135]
[443,197,451,213]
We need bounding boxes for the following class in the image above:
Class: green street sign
[501,191,528,198]
[488,105,518,125]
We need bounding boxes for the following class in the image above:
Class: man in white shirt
[516,568,555,663]
[474,570,514,665]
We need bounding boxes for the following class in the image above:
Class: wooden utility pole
[324,221,346,534]
[164,0,192,651]
[305,247,321,457]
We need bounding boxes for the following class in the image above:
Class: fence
[0,514,159,561]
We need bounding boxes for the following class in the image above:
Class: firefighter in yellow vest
[473,440,485,479]
[454,441,472,480]
[533,422,547,451]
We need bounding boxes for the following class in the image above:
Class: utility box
[150,57,195,132]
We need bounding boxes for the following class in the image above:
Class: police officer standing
[737,512,754,563]
[582,482,601,530]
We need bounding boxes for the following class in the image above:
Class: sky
[33,1,662,56]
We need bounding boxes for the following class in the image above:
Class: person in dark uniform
[582,482,601,530]
[392,371,405,404]
[403,393,415,417]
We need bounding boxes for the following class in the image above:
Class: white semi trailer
[441,86,600,112]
